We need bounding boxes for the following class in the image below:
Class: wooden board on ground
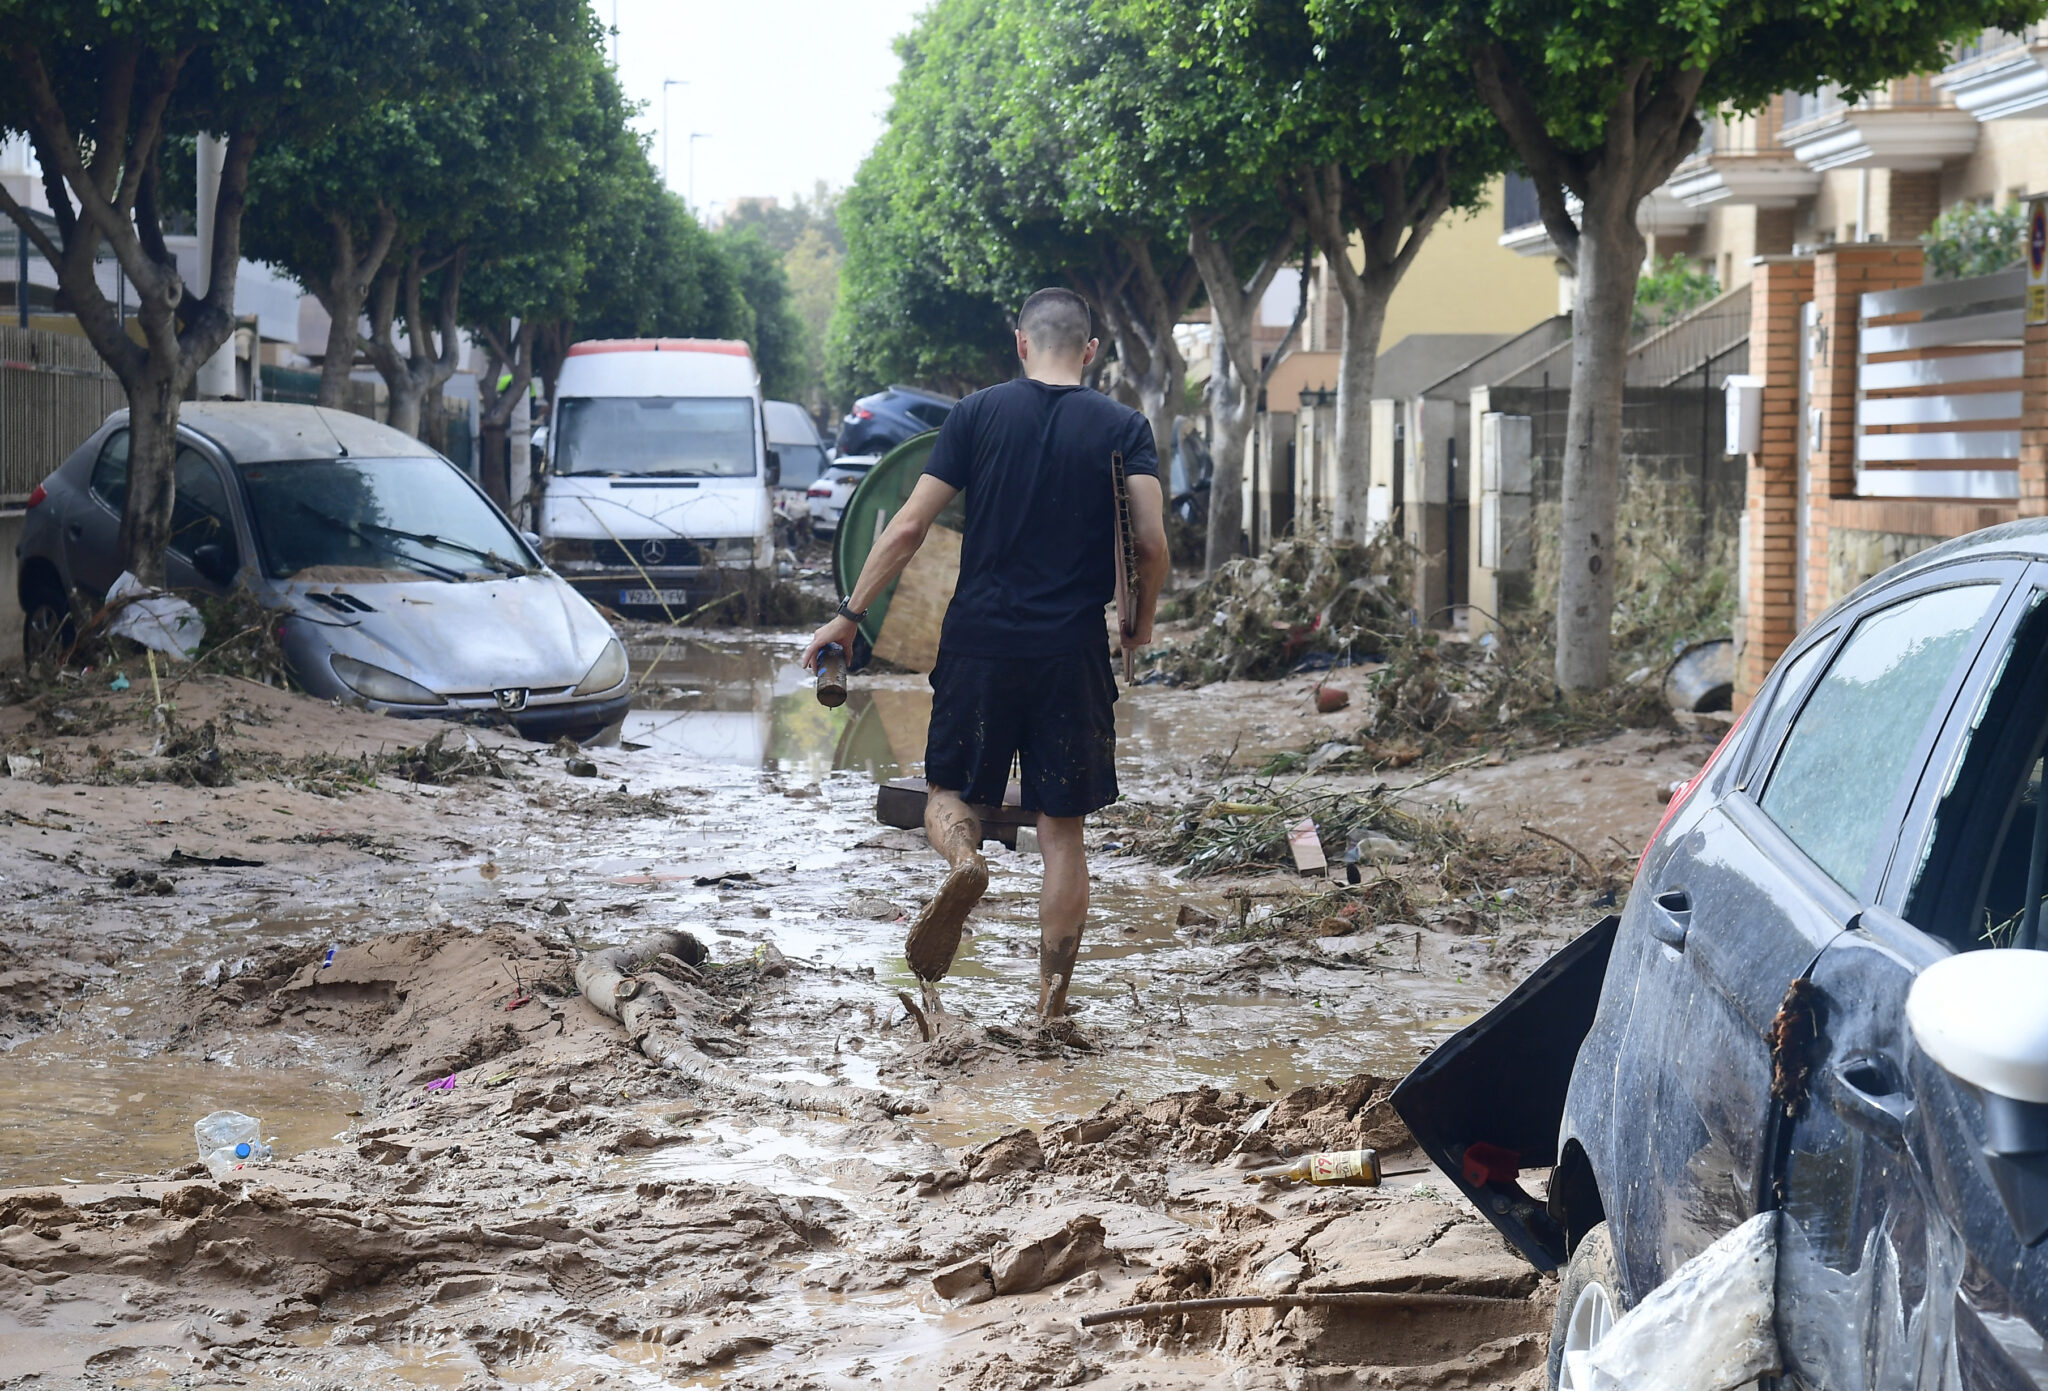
[873,524,961,673]
[875,777,1031,849]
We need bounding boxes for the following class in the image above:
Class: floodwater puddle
[0,1032,358,1187]
[613,631,1296,780]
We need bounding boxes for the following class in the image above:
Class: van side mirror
[192,543,237,586]
[1908,949,2048,1244]
[531,425,549,453]
[764,448,781,487]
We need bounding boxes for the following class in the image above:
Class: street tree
[1325,0,2046,688]
[1189,0,1502,543]
[1043,0,1309,571]
[0,0,412,583]
[718,225,808,401]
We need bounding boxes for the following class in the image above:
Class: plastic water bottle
[194,1110,273,1180]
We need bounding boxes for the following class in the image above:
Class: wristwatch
[836,597,867,625]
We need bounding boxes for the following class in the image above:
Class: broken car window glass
[1760,583,1999,894]
[238,457,528,581]
[553,397,757,478]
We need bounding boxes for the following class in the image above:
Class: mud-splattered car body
[18,404,629,741]
[1398,520,2048,1389]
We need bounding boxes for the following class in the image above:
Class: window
[906,402,952,428]
[772,443,828,491]
[1905,588,2048,949]
[1738,637,1832,789]
[1759,583,1999,893]
[552,397,757,477]
[90,430,130,511]
[170,448,235,563]
[238,456,528,581]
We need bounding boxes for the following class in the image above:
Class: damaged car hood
[284,573,608,692]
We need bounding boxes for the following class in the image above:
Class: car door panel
[66,428,128,599]
[1775,569,2045,1391]
[1777,920,1947,1390]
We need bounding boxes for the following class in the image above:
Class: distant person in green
[803,289,1169,1021]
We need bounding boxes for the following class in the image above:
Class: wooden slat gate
[1856,268,2024,501]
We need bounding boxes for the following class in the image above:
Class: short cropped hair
[1017,288,1093,359]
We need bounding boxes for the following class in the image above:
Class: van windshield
[554,396,757,478]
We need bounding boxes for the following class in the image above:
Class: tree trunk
[1204,356,1253,572]
[1328,276,1385,541]
[387,373,425,437]
[117,369,183,587]
[1189,220,1302,573]
[1554,196,1643,691]
[479,419,509,509]
[317,285,362,409]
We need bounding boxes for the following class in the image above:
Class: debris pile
[1157,533,1410,683]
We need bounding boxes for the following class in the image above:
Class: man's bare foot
[905,853,988,981]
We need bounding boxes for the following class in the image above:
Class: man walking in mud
[803,288,1169,1022]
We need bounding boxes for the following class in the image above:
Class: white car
[806,456,877,538]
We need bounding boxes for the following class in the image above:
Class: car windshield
[238,456,531,582]
[554,396,757,477]
[775,443,828,490]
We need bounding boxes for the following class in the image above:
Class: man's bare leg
[1036,812,1088,1020]
[904,785,988,985]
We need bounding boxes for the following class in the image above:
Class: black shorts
[924,644,1119,818]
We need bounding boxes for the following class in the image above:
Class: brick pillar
[1739,256,1814,710]
[2025,317,2048,518]
[1806,243,1925,620]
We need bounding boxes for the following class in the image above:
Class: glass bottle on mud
[1244,1148,1382,1187]
[816,643,848,708]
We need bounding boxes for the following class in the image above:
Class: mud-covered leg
[904,786,987,984]
[1036,813,1088,1020]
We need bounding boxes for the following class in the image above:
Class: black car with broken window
[1396,519,2048,1390]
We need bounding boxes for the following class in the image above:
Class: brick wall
[1739,256,1813,709]
[2025,318,2048,518]
[1805,243,1924,624]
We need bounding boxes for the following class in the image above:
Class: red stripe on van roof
[565,338,753,358]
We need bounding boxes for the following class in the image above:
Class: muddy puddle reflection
[612,633,1239,783]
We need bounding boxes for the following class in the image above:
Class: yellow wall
[1375,177,1561,343]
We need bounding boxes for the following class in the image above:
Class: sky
[608,1,929,222]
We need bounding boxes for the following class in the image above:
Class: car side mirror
[1908,949,2048,1244]
[764,448,781,487]
[192,543,237,586]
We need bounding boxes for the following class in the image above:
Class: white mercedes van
[537,338,774,614]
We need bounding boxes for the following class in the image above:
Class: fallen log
[1078,1289,1521,1327]
[575,931,921,1117]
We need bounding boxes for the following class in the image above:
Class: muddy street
[0,627,1722,1389]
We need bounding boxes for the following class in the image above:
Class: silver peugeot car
[16,403,630,740]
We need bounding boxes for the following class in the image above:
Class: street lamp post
[661,79,687,189]
[688,132,710,215]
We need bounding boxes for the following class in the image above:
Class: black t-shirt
[922,378,1159,659]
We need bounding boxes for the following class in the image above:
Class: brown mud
[0,627,1723,1388]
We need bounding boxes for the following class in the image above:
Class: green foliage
[723,184,845,257]
[1923,201,2027,281]
[717,226,809,400]
[1634,255,1720,331]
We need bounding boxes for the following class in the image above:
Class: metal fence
[0,325,123,504]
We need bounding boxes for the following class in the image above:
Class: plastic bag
[1579,1211,1780,1391]
[105,572,204,659]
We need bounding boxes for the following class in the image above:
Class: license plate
[620,588,695,606]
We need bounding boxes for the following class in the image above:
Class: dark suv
[1395,519,2048,1390]
[835,385,955,457]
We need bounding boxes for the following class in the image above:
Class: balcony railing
[1685,99,1789,162]
[1780,76,1950,130]
[1946,24,2046,70]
